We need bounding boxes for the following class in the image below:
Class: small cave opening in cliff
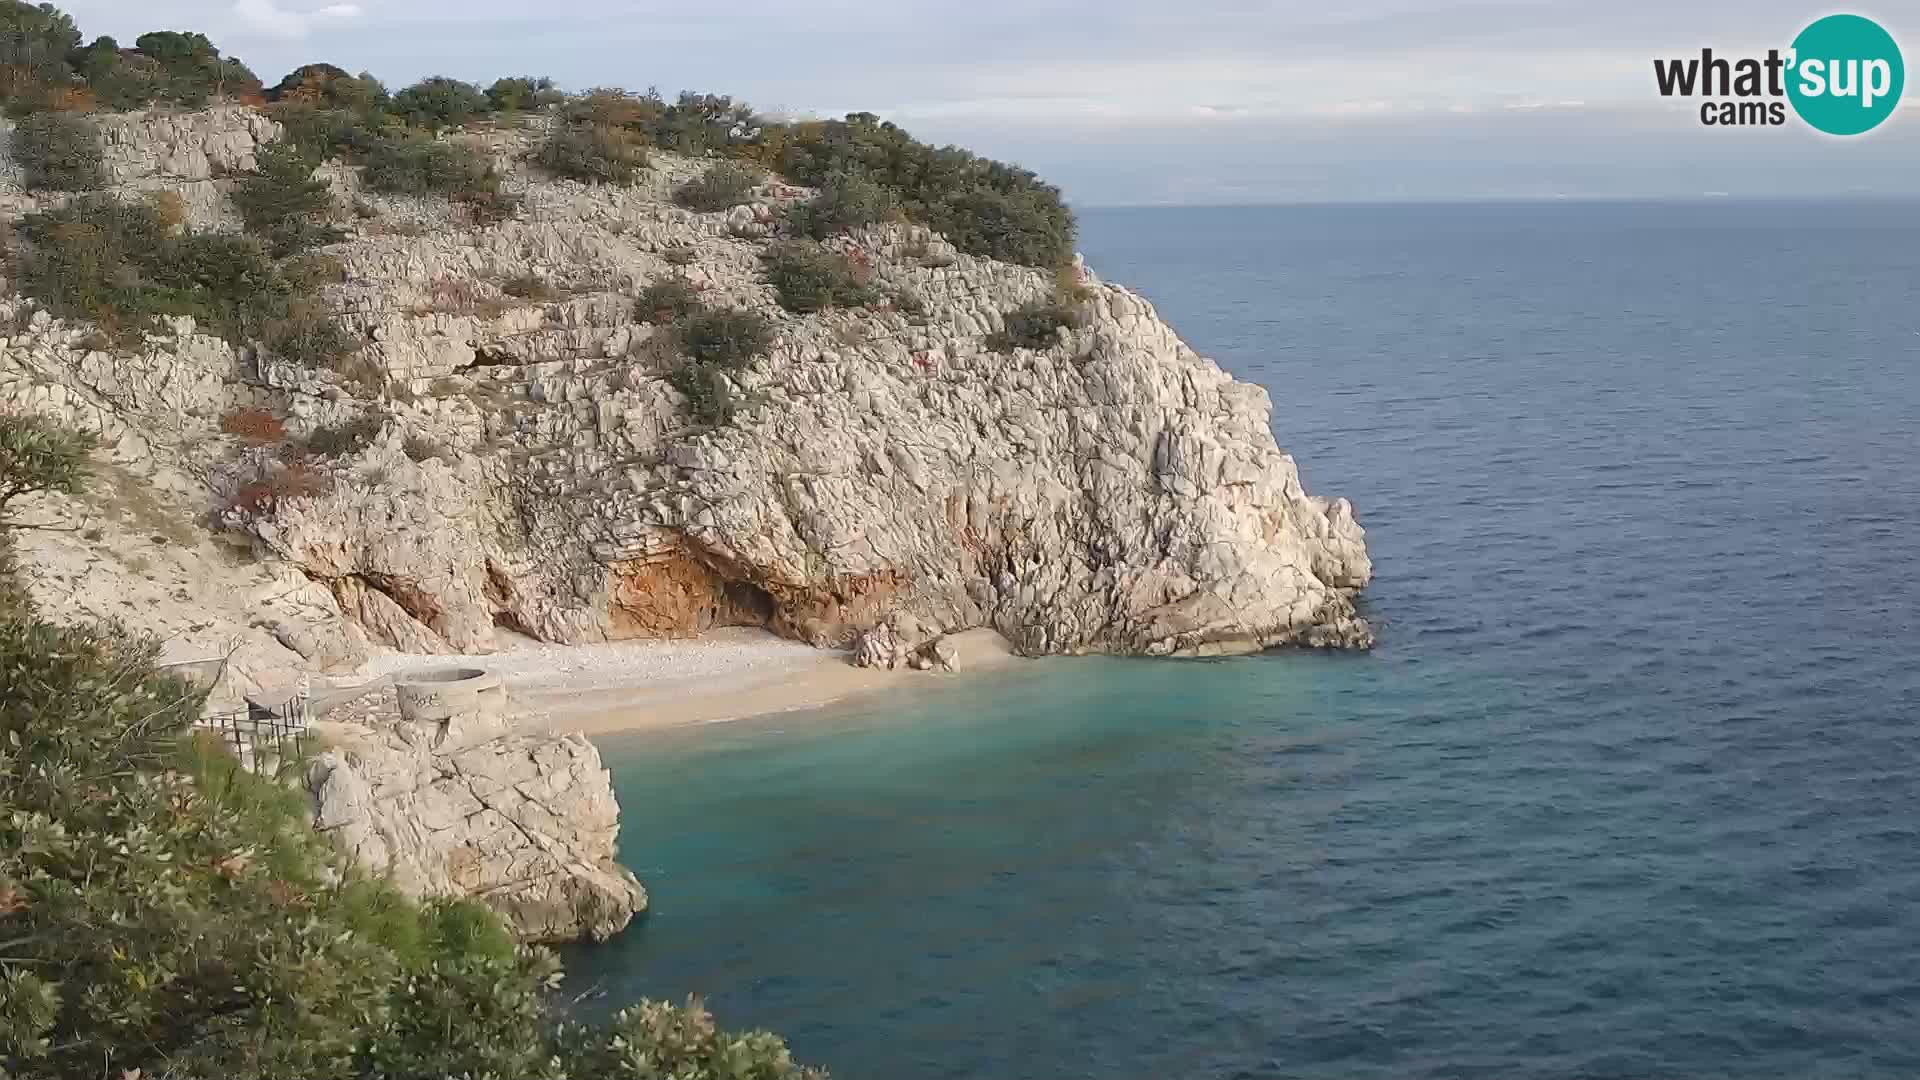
[722,580,775,626]
[605,551,778,639]
[492,609,538,639]
[463,344,520,369]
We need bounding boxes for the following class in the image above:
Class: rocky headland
[0,104,1371,940]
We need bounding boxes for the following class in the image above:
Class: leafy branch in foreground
[0,413,827,1079]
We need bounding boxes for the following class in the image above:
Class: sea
[564,201,1920,1079]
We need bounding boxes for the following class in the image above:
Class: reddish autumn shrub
[221,461,329,514]
[217,406,285,444]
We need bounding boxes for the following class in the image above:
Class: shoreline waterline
[344,626,1026,736]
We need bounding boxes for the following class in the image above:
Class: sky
[54,0,1920,205]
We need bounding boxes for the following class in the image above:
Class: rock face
[251,124,1370,660]
[306,684,647,943]
[0,106,1372,664]
[0,103,1373,941]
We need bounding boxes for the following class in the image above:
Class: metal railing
[157,655,313,771]
[199,694,312,769]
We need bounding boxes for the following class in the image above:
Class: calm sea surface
[567,201,1920,1078]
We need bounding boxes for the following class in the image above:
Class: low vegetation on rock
[534,119,647,184]
[262,300,356,370]
[769,115,1074,267]
[987,297,1080,352]
[673,161,762,211]
[635,278,706,324]
[361,136,509,220]
[304,412,384,457]
[10,110,102,190]
[782,172,892,239]
[2,1,1076,262]
[1,10,262,115]
[762,241,878,314]
[486,75,562,114]
[16,195,296,346]
[0,413,829,1079]
[391,74,490,133]
[631,279,775,426]
[678,306,774,367]
[232,142,343,256]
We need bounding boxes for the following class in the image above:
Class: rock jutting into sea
[0,103,1372,933]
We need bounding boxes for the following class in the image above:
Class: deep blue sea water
[566,201,1920,1078]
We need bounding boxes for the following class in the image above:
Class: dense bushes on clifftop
[1,0,1076,268]
[9,110,100,189]
[16,195,297,345]
[0,413,828,1078]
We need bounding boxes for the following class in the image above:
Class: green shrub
[10,194,361,358]
[68,39,160,110]
[15,196,162,328]
[154,229,297,339]
[677,306,772,368]
[126,29,261,107]
[232,142,343,256]
[391,75,490,132]
[267,64,389,112]
[556,89,659,132]
[666,361,735,426]
[0,412,830,1080]
[0,412,94,520]
[361,135,487,196]
[534,122,645,184]
[304,411,382,456]
[758,113,1074,267]
[634,278,703,324]
[784,172,891,239]
[761,242,876,314]
[269,103,387,161]
[937,185,1078,272]
[262,301,354,368]
[630,286,772,427]
[886,287,928,318]
[672,161,761,212]
[361,135,513,224]
[0,2,82,94]
[556,998,826,1079]
[486,75,559,113]
[987,297,1078,352]
[12,110,102,191]
[644,90,756,155]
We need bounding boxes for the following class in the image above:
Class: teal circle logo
[1787,14,1905,135]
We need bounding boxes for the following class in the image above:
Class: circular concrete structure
[394,668,504,724]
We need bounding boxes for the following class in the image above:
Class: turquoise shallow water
[566,201,1920,1078]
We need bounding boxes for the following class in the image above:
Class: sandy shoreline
[343,627,1022,735]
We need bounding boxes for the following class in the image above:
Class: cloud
[231,0,362,39]
[49,0,1920,203]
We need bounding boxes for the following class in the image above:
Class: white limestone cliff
[307,683,647,943]
[0,105,1372,936]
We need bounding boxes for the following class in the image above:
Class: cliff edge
[0,103,1370,934]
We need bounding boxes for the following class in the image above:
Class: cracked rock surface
[0,105,1374,935]
[307,687,647,943]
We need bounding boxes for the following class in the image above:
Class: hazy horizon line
[1075,193,1920,210]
